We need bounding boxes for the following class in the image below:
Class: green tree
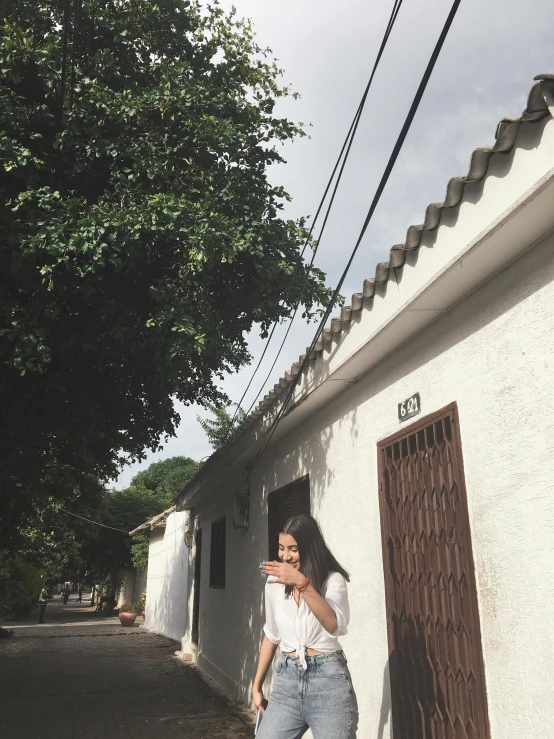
[0,0,331,538]
[131,455,199,506]
[129,455,199,570]
[79,485,162,585]
[130,535,150,572]
[0,474,107,603]
[198,401,247,449]
[0,552,44,614]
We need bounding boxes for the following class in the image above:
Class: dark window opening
[209,517,226,589]
[267,476,310,561]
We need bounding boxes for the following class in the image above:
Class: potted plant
[118,602,140,627]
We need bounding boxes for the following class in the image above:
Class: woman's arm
[252,636,278,712]
[298,583,338,634]
[262,562,338,634]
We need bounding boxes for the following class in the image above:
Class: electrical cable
[198,0,405,515]
[196,0,463,521]
[248,0,463,476]
[59,507,132,534]
[226,0,404,433]
[225,320,279,432]
[197,0,406,520]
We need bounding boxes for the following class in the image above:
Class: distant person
[63,585,70,604]
[98,582,115,616]
[77,586,83,603]
[38,587,48,624]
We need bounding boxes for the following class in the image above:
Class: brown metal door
[377,403,489,739]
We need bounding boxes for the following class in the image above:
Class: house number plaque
[398,392,421,422]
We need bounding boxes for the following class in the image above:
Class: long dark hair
[280,514,350,597]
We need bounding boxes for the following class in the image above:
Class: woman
[253,514,358,739]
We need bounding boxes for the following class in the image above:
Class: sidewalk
[0,600,252,738]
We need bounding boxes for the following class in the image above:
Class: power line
[248,0,463,476]
[59,507,132,533]
[197,0,463,522]
[226,320,279,430]
[198,0,404,517]
[227,0,404,431]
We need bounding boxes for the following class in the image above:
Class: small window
[267,477,310,561]
[209,517,226,589]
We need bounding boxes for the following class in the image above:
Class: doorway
[377,403,490,738]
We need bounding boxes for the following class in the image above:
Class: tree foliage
[128,455,199,570]
[197,401,247,450]
[130,455,199,504]
[0,456,197,604]
[79,485,162,584]
[0,0,330,534]
[82,455,199,578]
[130,535,149,572]
[0,475,105,613]
[0,552,44,613]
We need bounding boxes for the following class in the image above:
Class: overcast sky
[114,0,554,488]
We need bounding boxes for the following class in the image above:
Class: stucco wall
[116,567,134,607]
[116,567,148,606]
[188,228,554,739]
[134,569,147,603]
[144,511,189,643]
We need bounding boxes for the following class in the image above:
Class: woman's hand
[253,686,266,712]
[263,561,305,587]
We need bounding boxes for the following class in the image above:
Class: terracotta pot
[119,611,137,627]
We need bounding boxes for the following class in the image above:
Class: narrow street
[0,598,251,738]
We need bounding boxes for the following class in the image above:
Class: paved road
[0,600,251,738]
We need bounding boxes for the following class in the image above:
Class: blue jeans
[257,651,358,739]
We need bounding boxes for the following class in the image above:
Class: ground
[0,597,252,738]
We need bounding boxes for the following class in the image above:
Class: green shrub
[0,551,45,613]
[119,601,141,614]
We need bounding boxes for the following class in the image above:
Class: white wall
[116,567,134,607]
[134,569,147,603]
[116,567,147,607]
[144,511,189,643]
[187,229,554,739]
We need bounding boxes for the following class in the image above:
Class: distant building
[129,506,189,643]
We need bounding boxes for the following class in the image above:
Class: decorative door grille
[377,403,490,739]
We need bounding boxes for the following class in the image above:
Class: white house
[130,506,190,643]
[176,74,554,739]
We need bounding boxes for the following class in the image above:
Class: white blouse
[263,571,350,669]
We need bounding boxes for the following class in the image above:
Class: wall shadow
[382,616,447,739]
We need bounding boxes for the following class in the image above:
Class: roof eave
[176,74,554,510]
